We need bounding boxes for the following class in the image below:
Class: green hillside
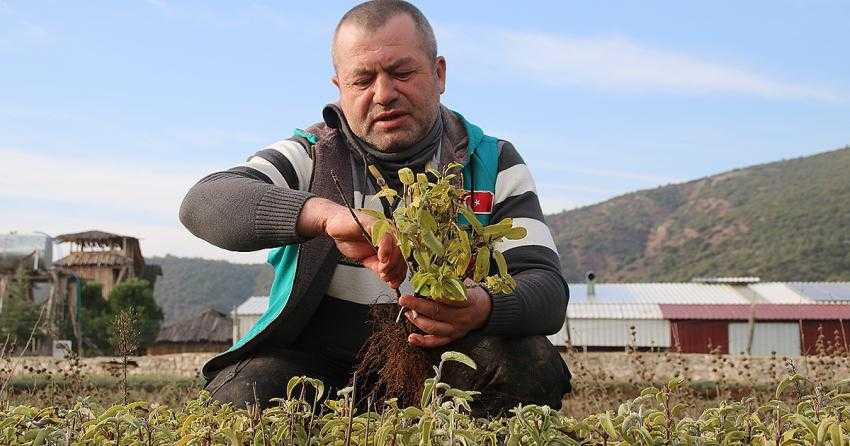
[148,255,273,321]
[549,146,850,282]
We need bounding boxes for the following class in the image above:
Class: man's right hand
[296,196,406,289]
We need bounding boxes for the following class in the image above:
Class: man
[180,0,569,415]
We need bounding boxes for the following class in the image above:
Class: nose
[373,73,399,106]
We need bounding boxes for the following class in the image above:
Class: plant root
[354,303,434,409]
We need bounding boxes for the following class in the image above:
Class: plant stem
[330,170,406,317]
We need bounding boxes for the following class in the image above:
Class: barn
[148,308,232,355]
[553,279,850,356]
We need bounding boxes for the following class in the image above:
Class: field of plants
[3,166,850,444]
[3,342,850,445]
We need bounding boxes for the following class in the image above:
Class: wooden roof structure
[154,308,232,344]
[54,229,157,298]
[54,251,130,268]
[56,230,128,249]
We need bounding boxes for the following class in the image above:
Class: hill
[548,146,850,282]
[148,255,273,321]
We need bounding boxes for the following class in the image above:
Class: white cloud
[0,148,193,219]
[438,26,845,102]
[0,147,267,263]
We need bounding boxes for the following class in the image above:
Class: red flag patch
[463,191,494,214]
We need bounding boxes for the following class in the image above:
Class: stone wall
[6,351,850,386]
[561,351,850,387]
[7,353,215,379]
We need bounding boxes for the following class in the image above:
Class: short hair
[332,0,438,68]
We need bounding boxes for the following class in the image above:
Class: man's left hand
[398,285,492,348]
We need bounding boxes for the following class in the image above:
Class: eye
[394,70,414,80]
[351,76,374,88]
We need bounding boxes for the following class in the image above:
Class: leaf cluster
[361,164,526,303]
[6,359,850,445]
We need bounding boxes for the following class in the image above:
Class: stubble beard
[359,106,438,153]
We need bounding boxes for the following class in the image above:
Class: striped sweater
[179,107,567,337]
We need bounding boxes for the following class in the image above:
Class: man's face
[332,14,446,152]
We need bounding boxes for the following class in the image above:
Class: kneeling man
[180,0,571,416]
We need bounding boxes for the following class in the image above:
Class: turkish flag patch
[463,191,494,214]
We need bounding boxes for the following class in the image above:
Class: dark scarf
[322,104,443,191]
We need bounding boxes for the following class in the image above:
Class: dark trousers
[205,332,571,416]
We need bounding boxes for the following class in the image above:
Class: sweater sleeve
[179,138,316,252]
[481,141,569,336]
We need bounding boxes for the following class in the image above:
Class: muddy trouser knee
[204,347,350,410]
[437,333,572,417]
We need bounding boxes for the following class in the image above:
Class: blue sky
[2,1,849,263]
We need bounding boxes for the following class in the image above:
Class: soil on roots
[354,303,434,408]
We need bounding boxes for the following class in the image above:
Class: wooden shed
[54,230,160,298]
[148,308,232,355]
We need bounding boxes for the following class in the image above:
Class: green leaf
[398,167,414,186]
[445,278,468,301]
[374,187,398,200]
[413,249,431,269]
[793,414,818,439]
[419,418,434,446]
[358,208,387,220]
[493,249,508,277]
[818,419,831,445]
[370,219,390,247]
[286,376,302,399]
[411,271,432,294]
[829,423,842,446]
[420,379,435,409]
[454,229,471,276]
[423,230,445,257]
[600,413,618,439]
[504,226,527,240]
[400,239,412,259]
[481,218,513,238]
[474,247,490,282]
[440,351,477,370]
[445,162,463,172]
[776,374,798,399]
[459,206,483,232]
[419,209,438,232]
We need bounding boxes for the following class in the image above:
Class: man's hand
[398,284,492,348]
[297,197,406,289]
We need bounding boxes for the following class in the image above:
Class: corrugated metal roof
[236,296,269,315]
[568,303,663,319]
[692,277,761,285]
[748,283,811,304]
[786,282,850,302]
[659,304,850,320]
[569,283,750,304]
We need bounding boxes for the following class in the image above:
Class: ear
[435,56,446,94]
[331,74,340,90]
